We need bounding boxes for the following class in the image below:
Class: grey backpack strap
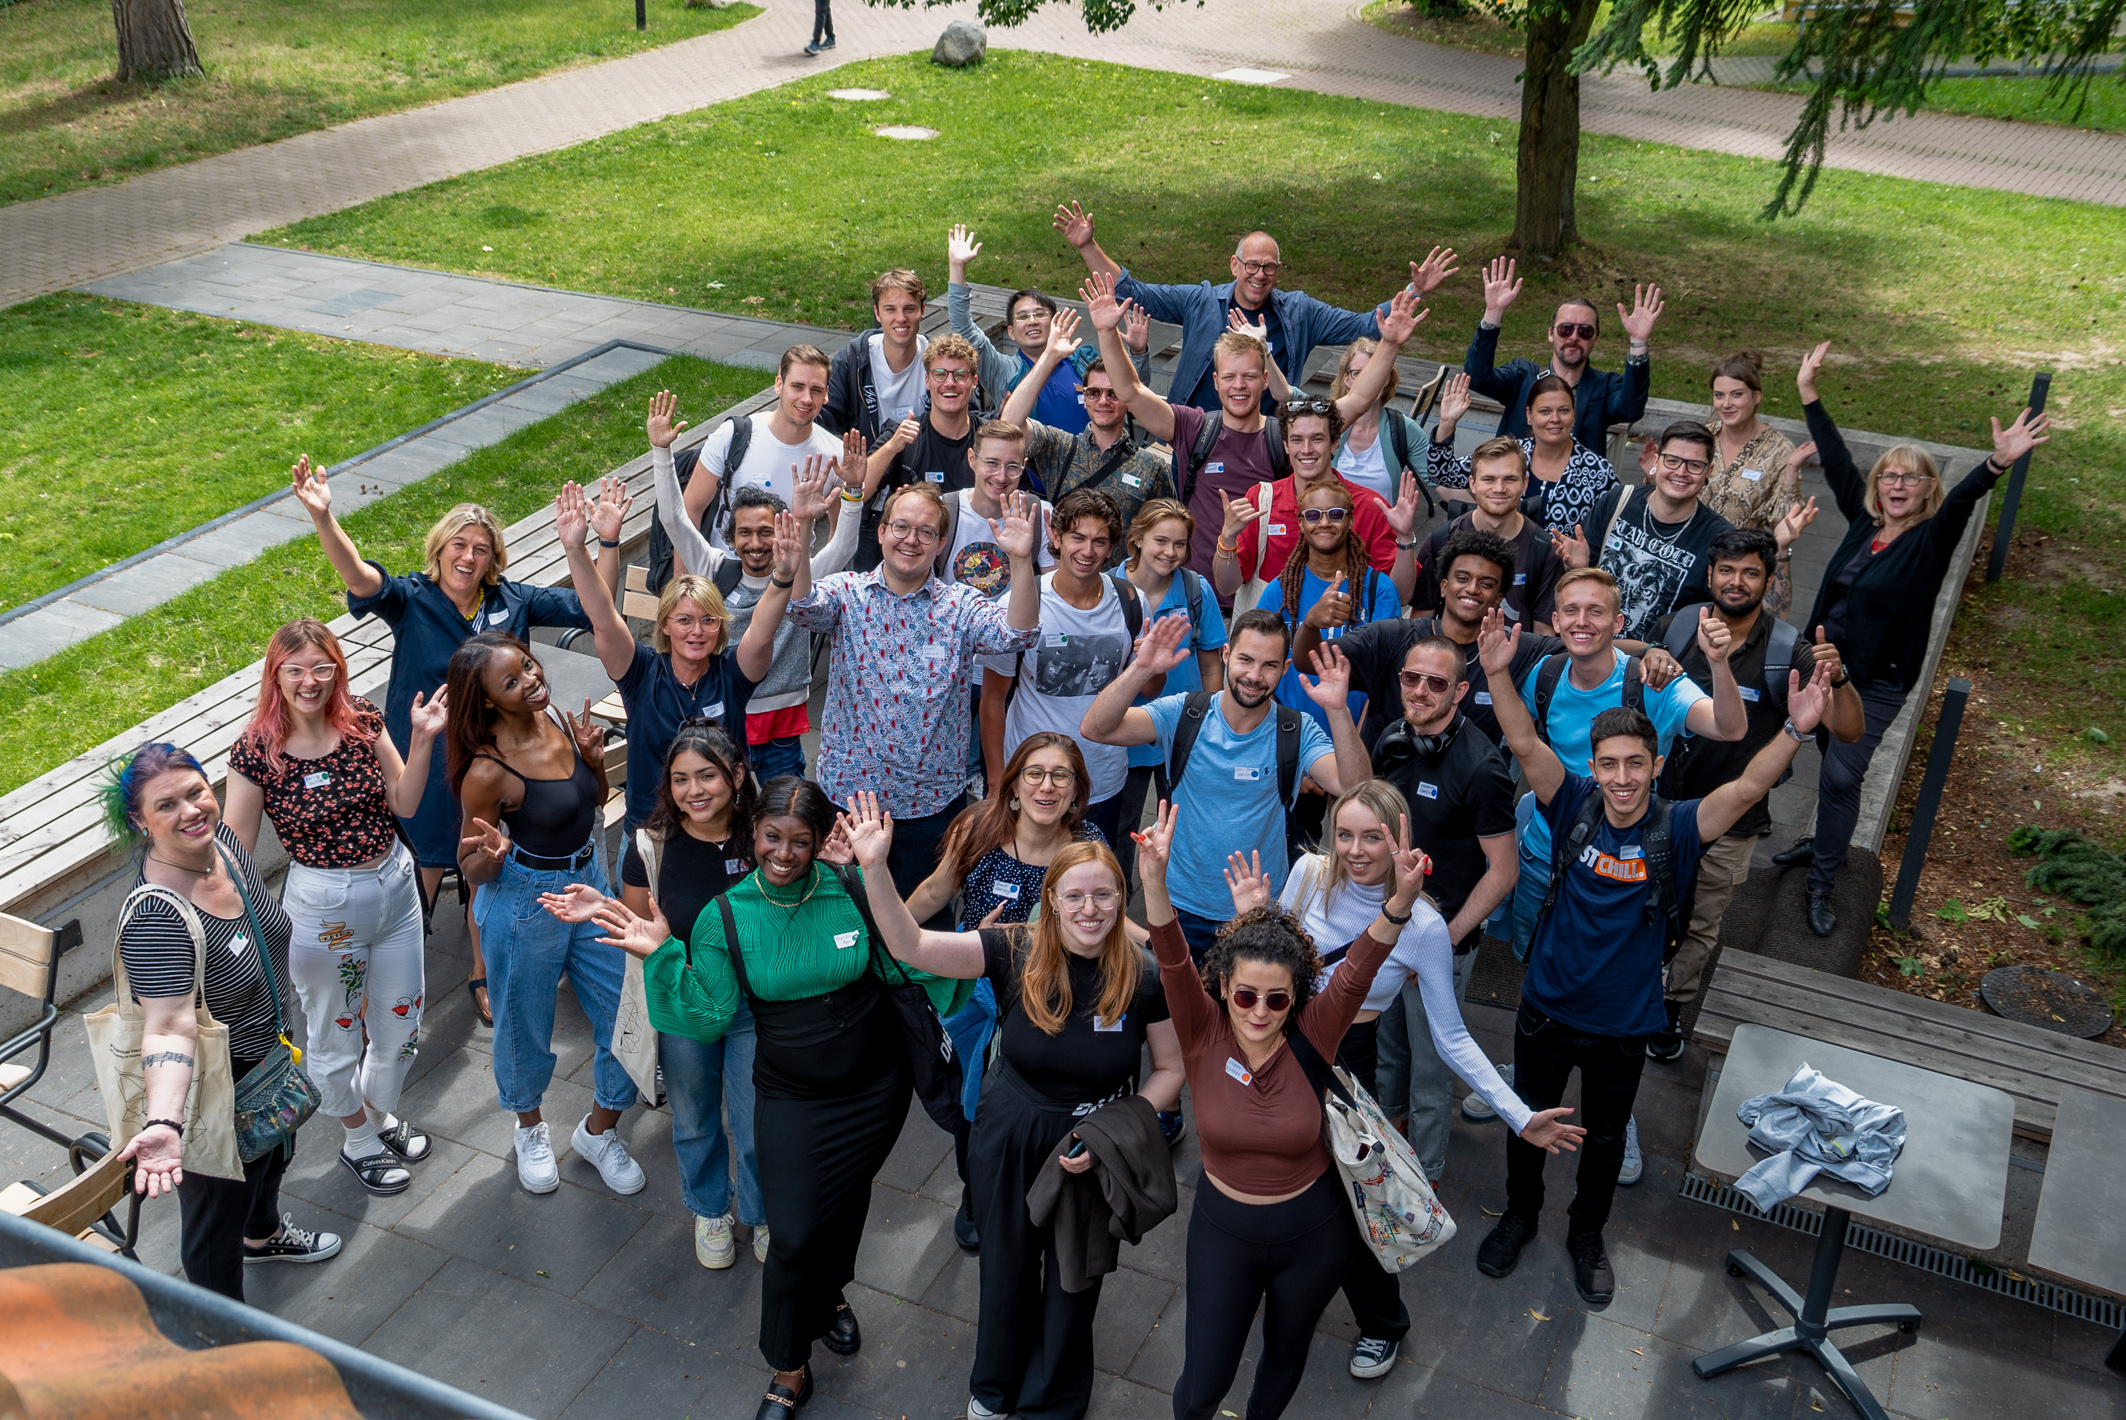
[1765,617,1800,711]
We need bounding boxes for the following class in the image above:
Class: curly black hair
[1198,906,1325,1021]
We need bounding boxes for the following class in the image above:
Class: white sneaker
[1461,1064,1511,1122]
[753,1224,771,1264]
[571,1115,647,1194]
[967,1398,1003,1419]
[695,1213,736,1269]
[1618,1116,1644,1186]
[514,1122,559,1194]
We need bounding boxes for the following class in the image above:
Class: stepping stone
[1211,67,1289,84]
[874,126,939,141]
[826,89,891,100]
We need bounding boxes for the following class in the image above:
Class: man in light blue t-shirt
[1082,606,1369,960]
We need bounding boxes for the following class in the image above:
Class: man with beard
[1640,527,1865,1060]
[1464,256,1660,451]
[1410,437,1561,633]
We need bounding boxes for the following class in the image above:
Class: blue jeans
[1175,909,1225,966]
[473,848,637,1115]
[944,978,998,1122]
[660,999,764,1225]
[750,735,806,785]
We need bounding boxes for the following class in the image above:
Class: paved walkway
[6,0,2126,308]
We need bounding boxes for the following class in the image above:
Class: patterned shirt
[1430,435,1617,536]
[1701,421,1799,531]
[1023,420,1177,565]
[787,570,1038,815]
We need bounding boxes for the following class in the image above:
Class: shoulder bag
[218,842,322,1162]
[613,830,665,1103]
[1287,1028,1456,1272]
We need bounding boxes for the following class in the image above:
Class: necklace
[1637,492,1692,548]
[148,853,215,877]
[758,863,822,914]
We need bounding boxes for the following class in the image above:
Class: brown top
[1701,421,1798,531]
[1152,916,1393,1195]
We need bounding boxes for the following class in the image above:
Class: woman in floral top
[1702,350,1813,530]
[1431,372,1617,536]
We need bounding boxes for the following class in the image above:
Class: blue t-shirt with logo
[1524,773,1708,1037]
[1020,350,1090,437]
[1128,576,1229,769]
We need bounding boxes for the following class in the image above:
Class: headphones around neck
[1372,712,1464,771]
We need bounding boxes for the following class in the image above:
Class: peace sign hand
[1135,800,1178,885]
[563,700,606,772]
[1384,813,1430,916]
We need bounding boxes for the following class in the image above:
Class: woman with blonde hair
[225,618,445,1195]
[1329,338,1430,511]
[1701,350,1810,530]
[843,792,1183,1420]
[1783,341,2051,938]
[290,455,627,1026]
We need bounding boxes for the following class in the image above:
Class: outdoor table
[1692,1023,2015,1420]
[2027,1085,2126,1371]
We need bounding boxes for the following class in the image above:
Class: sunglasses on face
[1229,986,1293,1013]
[1554,322,1597,340]
[1079,386,1121,401]
[1397,670,1455,694]
[1299,507,1350,525]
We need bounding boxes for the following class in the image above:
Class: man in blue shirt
[1080,607,1370,959]
[1475,606,1838,1308]
[1054,199,1455,412]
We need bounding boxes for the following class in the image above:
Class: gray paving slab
[63,553,223,616]
[178,507,314,568]
[0,599,126,669]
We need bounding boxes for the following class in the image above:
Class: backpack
[1530,652,1644,749]
[646,416,754,594]
[1177,411,1286,506]
[1660,614,1799,713]
[1534,790,1687,965]
[1168,689,1302,810]
[1375,409,1437,520]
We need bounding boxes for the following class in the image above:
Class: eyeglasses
[978,457,1027,478]
[1299,507,1350,525]
[1056,889,1120,910]
[1237,260,1283,277]
[928,367,974,383]
[1657,452,1711,476]
[1397,671,1455,694]
[277,664,337,682]
[1229,986,1293,1012]
[1554,322,1597,340]
[1020,766,1078,787]
[664,612,723,630]
[1877,470,1934,487]
[884,519,941,546]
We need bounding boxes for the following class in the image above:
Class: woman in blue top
[291,454,625,1027]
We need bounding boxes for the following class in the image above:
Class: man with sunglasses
[1002,308,1175,552]
[1464,256,1660,452]
[857,334,983,572]
[1055,200,1457,414]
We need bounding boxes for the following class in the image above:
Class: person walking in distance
[804,0,835,54]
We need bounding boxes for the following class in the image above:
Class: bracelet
[1777,551,1793,561]
[598,537,620,549]
[770,575,795,589]
[841,487,866,502]
[1396,539,1420,550]
[1380,903,1413,925]
[1781,717,1810,744]
[143,1118,184,1137]
[1215,540,1238,557]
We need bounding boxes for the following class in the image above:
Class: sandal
[467,977,493,1028]
[339,1149,412,1196]
[376,1117,432,1161]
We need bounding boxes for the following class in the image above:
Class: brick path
[5,0,2125,309]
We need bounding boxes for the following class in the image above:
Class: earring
[1009,797,1020,811]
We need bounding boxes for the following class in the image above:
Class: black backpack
[1535,791,1687,964]
[1177,412,1287,506]
[1660,614,1800,713]
[646,416,754,594]
[1530,652,1644,749]
[1167,690,1302,809]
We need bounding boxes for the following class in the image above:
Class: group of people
[104,210,2049,1420]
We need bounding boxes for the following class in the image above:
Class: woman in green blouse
[594,776,958,1418]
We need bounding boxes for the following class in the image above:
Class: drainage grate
[1679,1173,2124,1331]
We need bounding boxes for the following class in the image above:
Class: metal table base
[1692,1206,1920,1420]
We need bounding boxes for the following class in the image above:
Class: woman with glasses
[1784,341,2050,939]
[842,791,1182,1420]
[1431,371,1617,537]
[225,619,444,1196]
[1702,350,1812,531]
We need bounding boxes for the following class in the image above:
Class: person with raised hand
[1001,302,1174,528]
[292,453,620,1027]
[1429,369,1618,538]
[1462,255,1657,451]
[1777,339,2051,938]
[1329,333,1435,510]
[1474,604,1837,1307]
[842,789,1181,1420]
[225,619,442,1198]
[1137,797,1412,1420]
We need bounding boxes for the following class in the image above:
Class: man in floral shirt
[784,481,1041,914]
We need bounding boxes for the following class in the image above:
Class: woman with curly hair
[225,618,445,1196]
[1135,797,1418,1420]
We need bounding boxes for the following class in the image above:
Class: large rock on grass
[933,20,987,66]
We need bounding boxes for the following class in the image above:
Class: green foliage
[2008,825,2126,960]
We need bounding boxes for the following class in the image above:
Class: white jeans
[284,842,426,1120]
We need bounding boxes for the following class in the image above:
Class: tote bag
[612,829,665,1103]
[1289,1030,1455,1272]
[84,885,245,1181]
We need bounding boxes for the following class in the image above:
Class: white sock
[366,1106,396,1131]
[343,1120,384,1159]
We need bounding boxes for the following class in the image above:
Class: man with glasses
[854,333,983,572]
[1001,309,1175,555]
[1054,200,1456,413]
[783,481,1043,912]
[1464,255,1661,451]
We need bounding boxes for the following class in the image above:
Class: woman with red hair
[226,618,446,1196]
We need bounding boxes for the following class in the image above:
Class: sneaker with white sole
[967,1398,1002,1419]
[243,1213,342,1265]
[514,1121,559,1194]
[695,1213,736,1269]
[753,1224,771,1264]
[1461,1064,1511,1121]
[572,1115,647,1195]
[1618,1115,1643,1186]
[1348,1335,1398,1379]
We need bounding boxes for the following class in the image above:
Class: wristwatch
[1781,718,1809,743]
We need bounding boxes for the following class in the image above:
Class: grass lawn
[0,353,767,796]
[0,0,760,206]
[0,293,522,612]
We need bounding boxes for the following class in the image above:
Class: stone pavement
[7,0,2126,309]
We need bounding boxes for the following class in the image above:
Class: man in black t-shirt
[1412,436,1560,633]
[1367,635,1518,1178]
[855,333,981,570]
[1554,422,1733,641]
[1645,527,1866,1060]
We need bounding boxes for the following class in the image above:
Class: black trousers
[177,1135,291,1302]
[1331,1018,1410,1345]
[1174,1168,1353,1420]
[1504,1000,1646,1236]
[969,1065,1105,1420]
[811,0,834,43]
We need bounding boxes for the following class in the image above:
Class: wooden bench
[1692,949,2126,1143]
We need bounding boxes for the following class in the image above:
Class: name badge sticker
[920,643,951,660]
[1093,1015,1125,1033]
[1619,844,1644,860]
[302,771,332,790]
[834,930,860,950]
[1513,573,1527,585]
[1416,782,1440,800]
[230,933,249,959]
[1206,461,1226,475]
[925,470,946,483]
[1474,691,1494,706]
[702,702,725,718]
[1738,686,1762,702]
[1233,767,1263,782]
[1742,467,1765,482]
[1121,474,1142,488]
[485,610,511,629]
[991,881,1021,900]
[1225,1057,1254,1087]
[725,858,747,876]
[1048,633,1071,647]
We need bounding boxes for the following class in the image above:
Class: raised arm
[811,435,865,577]
[1054,200,1123,280]
[1698,658,1834,840]
[289,454,384,600]
[379,688,447,820]
[647,391,714,578]
[1795,341,1867,522]
[1331,290,1425,425]
[737,502,811,683]
[1679,608,1747,743]
[1082,272,1175,443]
[1082,614,1190,747]
[556,480,638,683]
[842,792,987,977]
[1294,644,1372,796]
[1226,308,1291,403]
[945,224,1019,400]
[1462,256,1522,400]
[1478,608,1565,804]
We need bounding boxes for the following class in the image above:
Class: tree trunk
[1512,0,1603,258]
[111,0,203,84]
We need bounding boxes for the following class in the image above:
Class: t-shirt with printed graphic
[940,491,1053,595]
[1525,773,1709,1037]
[984,573,1135,806]
[1589,486,1734,642]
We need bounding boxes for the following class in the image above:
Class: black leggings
[1174,1168,1354,1420]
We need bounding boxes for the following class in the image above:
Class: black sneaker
[243,1213,343,1265]
[1568,1230,1615,1307]
[1476,1214,1537,1278]
[1646,1001,1685,1063]
[1348,1335,1398,1379]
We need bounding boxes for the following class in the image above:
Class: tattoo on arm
[141,1051,195,1070]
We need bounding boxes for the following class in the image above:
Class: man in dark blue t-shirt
[1471,606,1837,1309]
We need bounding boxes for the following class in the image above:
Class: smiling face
[1080,368,1126,433]
[1049,860,1122,958]
[880,490,947,583]
[1298,483,1351,560]
[1528,388,1576,448]
[1213,347,1268,421]
[1229,233,1283,309]
[1709,375,1760,432]
[1710,552,1770,617]
[969,435,1025,506]
[1437,552,1506,631]
[659,595,724,666]
[1223,627,1289,710]
[1134,516,1191,580]
[1014,743,1079,825]
[1223,955,1297,1049]
[667,749,734,833]
[776,359,829,428]
[478,646,549,716]
[874,289,924,351]
[1547,300,1598,372]
[435,526,495,601]
[1008,295,1054,358]
[136,767,219,854]
[1468,453,1527,519]
[1653,437,1714,504]
[1285,413,1336,486]
[1332,801,1398,889]
[1054,512,1113,583]
[1398,641,1466,731]
[1553,578,1624,661]
[927,354,975,419]
[753,813,818,886]
[730,506,778,576]
[1591,733,1662,825]
[276,644,339,722]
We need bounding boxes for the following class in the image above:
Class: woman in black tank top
[446,632,645,1199]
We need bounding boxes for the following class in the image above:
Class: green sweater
[643,864,972,1043]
